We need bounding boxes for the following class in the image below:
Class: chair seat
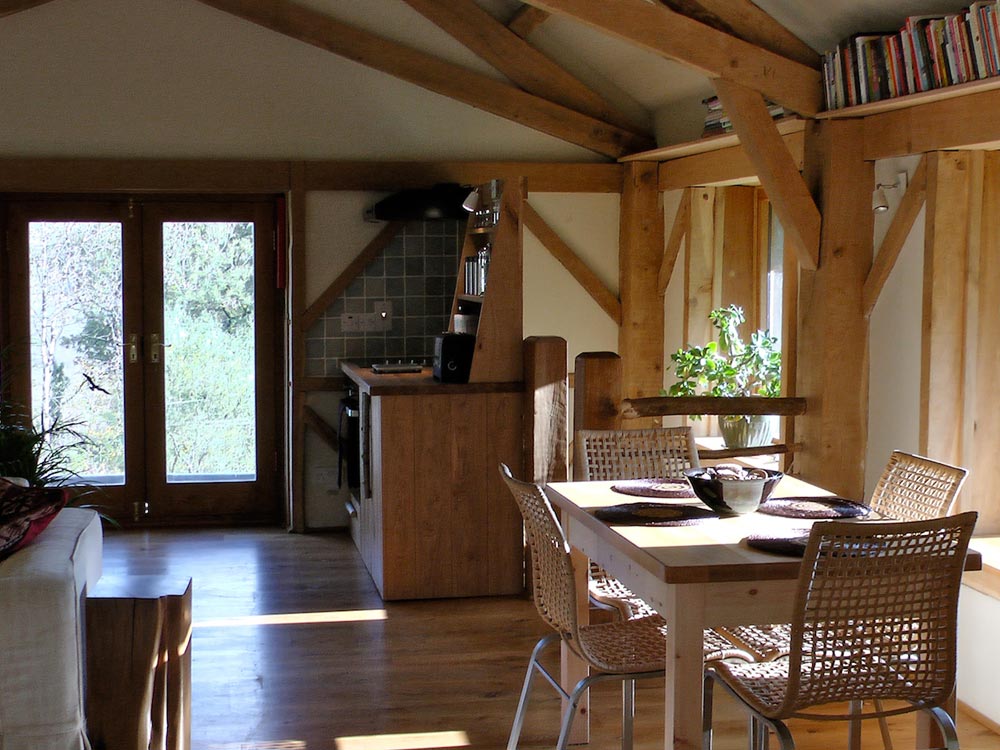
[577,613,753,674]
[712,649,935,720]
[714,624,792,662]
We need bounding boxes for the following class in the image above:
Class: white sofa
[0,507,103,750]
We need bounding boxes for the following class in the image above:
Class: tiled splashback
[305,220,464,377]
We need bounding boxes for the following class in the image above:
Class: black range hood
[364,183,469,222]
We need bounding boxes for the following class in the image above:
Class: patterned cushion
[0,480,68,561]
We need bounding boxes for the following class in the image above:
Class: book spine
[901,27,918,94]
[970,8,988,78]
[856,36,870,103]
[986,0,1000,75]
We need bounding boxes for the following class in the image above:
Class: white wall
[865,155,924,497]
[522,193,621,366]
[0,0,596,162]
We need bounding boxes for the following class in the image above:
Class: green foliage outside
[22,219,256,483]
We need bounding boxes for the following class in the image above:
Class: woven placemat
[757,496,870,520]
[592,503,718,526]
[610,478,696,499]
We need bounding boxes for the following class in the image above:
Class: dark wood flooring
[100,527,1000,750]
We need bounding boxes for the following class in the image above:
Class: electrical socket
[340,301,392,333]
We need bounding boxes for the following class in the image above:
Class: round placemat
[757,496,870,519]
[592,503,718,526]
[610,478,696,499]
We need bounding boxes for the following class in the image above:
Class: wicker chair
[716,451,969,749]
[575,427,701,619]
[499,464,750,750]
[703,512,977,750]
[718,452,969,663]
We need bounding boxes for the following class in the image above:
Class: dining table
[543,473,983,750]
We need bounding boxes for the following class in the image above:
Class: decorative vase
[718,414,771,449]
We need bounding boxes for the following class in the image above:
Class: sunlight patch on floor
[334,730,470,749]
[195,609,388,628]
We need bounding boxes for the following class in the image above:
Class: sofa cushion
[0,507,102,750]
[0,481,68,561]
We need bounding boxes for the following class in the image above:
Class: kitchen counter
[341,361,521,396]
[339,360,524,600]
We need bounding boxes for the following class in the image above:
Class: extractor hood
[364,183,469,222]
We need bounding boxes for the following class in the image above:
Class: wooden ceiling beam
[713,78,820,269]
[195,0,651,158]
[657,0,819,69]
[658,129,804,190]
[401,0,647,135]
[0,0,55,18]
[520,0,822,116]
[508,5,551,38]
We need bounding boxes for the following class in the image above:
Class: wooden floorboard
[100,527,1000,750]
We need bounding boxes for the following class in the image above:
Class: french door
[3,197,282,525]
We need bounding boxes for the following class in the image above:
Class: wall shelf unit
[450,177,524,383]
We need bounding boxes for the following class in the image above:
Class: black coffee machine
[433,333,476,383]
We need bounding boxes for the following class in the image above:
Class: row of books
[823,4,1000,110]
[701,96,785,137]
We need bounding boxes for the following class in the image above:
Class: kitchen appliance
[433,333,475,383]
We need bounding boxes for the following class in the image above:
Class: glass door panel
[161,221,257,483]
[27,220,127,485]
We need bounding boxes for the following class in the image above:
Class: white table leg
[562,538,590,744]
[664,583,707,750]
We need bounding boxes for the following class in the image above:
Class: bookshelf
[823,6,1000,115]
[817,74,1000,118]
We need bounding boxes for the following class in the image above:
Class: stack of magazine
[823,4,1000,110]
[702,96,785,137]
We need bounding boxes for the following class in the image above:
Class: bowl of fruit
[683,464,783,516]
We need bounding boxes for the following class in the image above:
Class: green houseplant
[668,305,781,449]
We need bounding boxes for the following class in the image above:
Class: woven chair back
[499,464,582,650]
[779,512,977,718]
[575,427,700,481]
[870,451,967,521]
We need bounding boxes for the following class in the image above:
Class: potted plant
[667,304,781,449]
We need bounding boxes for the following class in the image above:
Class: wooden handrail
[620,395,807,419]
[697,442,802,460]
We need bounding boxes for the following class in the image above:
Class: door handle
[149,333,172,364]
[124,333,139,364]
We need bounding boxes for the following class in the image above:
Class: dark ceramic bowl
[683,468,784,516]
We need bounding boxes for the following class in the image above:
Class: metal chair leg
[703,673,715,750]
[507,634,560,750]
[873,700,894,750]
[622,678,636,750]
[556,677,593,750]
[925,706,960,750]
[849,699,863,750]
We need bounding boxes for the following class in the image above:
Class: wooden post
[564,350,622,743]
[573,352,623,445]
[968,152,1000,531]
[619,162,664,428]
[523,336,568,484]
[795,120,873,498]
[920,152,972,466]
[721,186,760,327]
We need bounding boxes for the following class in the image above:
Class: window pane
[28,221,125,485]
[162,221,256,482]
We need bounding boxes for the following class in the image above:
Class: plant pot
[719,414,771,449]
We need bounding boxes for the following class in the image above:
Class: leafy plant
[668,305,781,400]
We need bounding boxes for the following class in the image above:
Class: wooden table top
[545,476,983,585]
